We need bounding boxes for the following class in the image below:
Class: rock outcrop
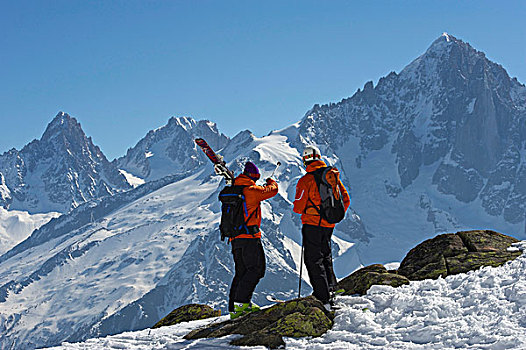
[337,264,410,295]
[341,230,521,296]
[152,304,220,328]
[184,296,333,349]
[398,230,520,280]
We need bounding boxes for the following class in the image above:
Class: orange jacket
[293,160,351,228]
[231,174,278,240]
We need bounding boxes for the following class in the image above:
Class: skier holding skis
[228,161,278,319]
[293,146,350,310]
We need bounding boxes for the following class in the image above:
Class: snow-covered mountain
[0,112,131,214]
[114,116,229,182]
[1,33,525,349]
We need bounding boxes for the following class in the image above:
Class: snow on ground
[46,242,526,350]
[0,207,60,255]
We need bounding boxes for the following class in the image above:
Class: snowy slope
[114,116,229,182]
[47,242,526,350]
[0,208,59,255]
[0,171,220,349]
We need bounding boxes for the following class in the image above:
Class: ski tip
[266,295,285,303]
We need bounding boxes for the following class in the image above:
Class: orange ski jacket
[231,174,278,240]
[293,160,351,228]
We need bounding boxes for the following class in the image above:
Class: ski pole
[269,161,281,178]
[298,241,304,298]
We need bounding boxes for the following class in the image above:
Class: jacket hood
[235,173,256,186]
[306,160,327,172]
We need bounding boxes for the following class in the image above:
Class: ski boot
[229,302,260,319]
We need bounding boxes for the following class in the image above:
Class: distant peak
[428,32,458,50]
[53,111,72,123]
[167,116,197,131]
[41,112,85,142]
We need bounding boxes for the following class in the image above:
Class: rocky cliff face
[0,112,131,213]
[298,33,526,225]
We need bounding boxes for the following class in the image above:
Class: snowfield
[46,242,526,350]
[0,208,60,255]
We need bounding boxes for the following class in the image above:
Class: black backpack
[309,167,346,224]
[218,185,258,241]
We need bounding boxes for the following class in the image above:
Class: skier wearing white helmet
[293,145,351,310]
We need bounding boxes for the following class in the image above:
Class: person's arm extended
[246,179,278,201]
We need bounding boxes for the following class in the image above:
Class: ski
[266,295,286,303]
[195,138,235,184]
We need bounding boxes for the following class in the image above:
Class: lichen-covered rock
[152,304,220,329]
[458,230,519,252]
[398,233,467,280]
[184,296,333,348]
[337,264,409,295]
[446,251,522,275]
[398,230,520,281]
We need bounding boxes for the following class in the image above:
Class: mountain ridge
[0,112,131,214]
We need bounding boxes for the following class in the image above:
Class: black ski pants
[302,224,337,304]
[228,238,266,311]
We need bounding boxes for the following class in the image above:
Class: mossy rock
[398,230,521,281]
[398,234,467,279]
[337,264,409,295]
[231,307,332,347]
[458,230,519,252]
[152,304,220,329]
[185,296,333,349]
[446,251,522,275]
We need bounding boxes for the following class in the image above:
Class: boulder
[457,230,519,252]
[397,233,467,280]
[446,251,522,275]
[152,304,221,329]
[398,230,520,281]
[184,296,333,348]
[337,264,410,295]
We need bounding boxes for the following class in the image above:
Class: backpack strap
[240,187,260,237]
[305,167,328,226]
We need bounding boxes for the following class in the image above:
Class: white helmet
[302,145,321,166]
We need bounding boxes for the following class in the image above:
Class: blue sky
[1,0,525,160]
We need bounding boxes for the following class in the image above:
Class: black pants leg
[228,238,266,311]
[302,224,336,304]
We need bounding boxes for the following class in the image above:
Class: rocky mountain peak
[0,112,130,213]
[167,116,197,131]
[41,112,84,142]
[115,116,229,181]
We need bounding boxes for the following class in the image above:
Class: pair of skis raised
[195,138,235,185]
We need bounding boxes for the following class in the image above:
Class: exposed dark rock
[446,251,521,275]
[398,230,520,281]
[338,230,521,295]
[398,233,468,280]
[184,296,333,349]
[337,264,409,295]
[152,304,220,329]
[457,229,519,252]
